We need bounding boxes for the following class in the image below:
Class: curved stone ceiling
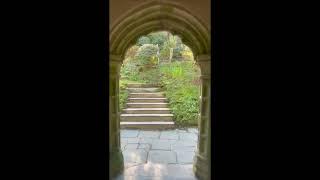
[110,1,210,58]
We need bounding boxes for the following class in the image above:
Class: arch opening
[119,31,201,118]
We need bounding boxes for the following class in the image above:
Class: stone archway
[110,1,211,179]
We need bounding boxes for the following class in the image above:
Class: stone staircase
[120,83,175,130]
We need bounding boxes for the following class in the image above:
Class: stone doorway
[110,1,211,180]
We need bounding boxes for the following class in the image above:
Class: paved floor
[113,128,199,180]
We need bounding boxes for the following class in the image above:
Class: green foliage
[121,44,160,83]
[119,90,128,111]
[119,80,129,111]
[119,79,143,111]
[141,67,160,84]
[132,44,160,83]
[173,38,184,60]
[147,31,167,49]
[160,60,200,80]
[129,31,187,62]
[134,44,158,65]
[120,58,141,81]
[120,32,200,127]
[159,61,200,126]
[181,46,194,61]
[158,34,184,61]
[121,45,157,82]
[137,36,151,46]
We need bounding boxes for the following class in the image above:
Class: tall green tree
[147,31,167,50]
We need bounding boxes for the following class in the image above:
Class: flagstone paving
[114,128,199,180]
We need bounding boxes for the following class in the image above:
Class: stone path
[114,128,199,180]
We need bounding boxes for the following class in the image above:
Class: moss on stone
[109,149,124,177]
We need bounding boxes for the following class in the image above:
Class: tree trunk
[169,48,173,63]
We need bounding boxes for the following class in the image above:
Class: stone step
[127,83,160,88]
[122,108,171,114]
[120,114,174,121]
[127,88,161,93]
[128,98,167,103]
[120,121,175,130]
[126,103,169,108]
[129,92,165,98]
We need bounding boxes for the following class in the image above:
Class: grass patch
[159,61,200,126]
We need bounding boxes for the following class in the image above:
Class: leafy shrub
[119,80,129,111]
[147,31,168,49]
[137,36,151,46]
[121,44,161,83]
[159,61,201,126]
[120,58,141,81]
[134,44,158,65]
[140,67,160,84]
[133,44,160,83]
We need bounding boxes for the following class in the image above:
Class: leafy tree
[133,44,160,83]
[134,44,158,66]
[147,31,167,50]
[137,36,151,46]
[159,34,177,61]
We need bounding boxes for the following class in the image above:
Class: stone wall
[110,0,210,30]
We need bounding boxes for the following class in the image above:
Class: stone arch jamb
[109,54,124,178]
[194,54,211,180]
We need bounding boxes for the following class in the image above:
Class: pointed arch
[110,1,210,58]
